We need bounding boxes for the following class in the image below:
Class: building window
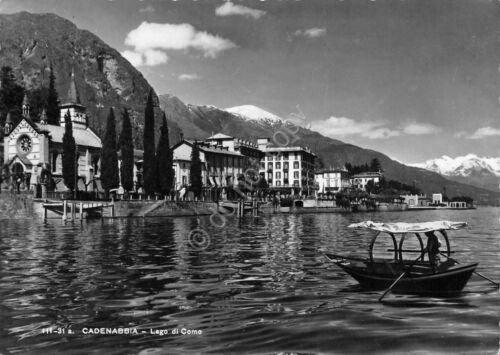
[260,162,265,169]
[293,180,299,186]
[294,153,298,160]
[293,171,299,179]
[284,172,288,179]
[284,162,289,170]
[182,176,187,185]
[268,162,273,170]
[294,162,299,169]
[276,171,281,179]
[268,173,272,180]
[276,180,281,187]
[276,162,281,169]
[52,153,58,172]
[283,152,288,159]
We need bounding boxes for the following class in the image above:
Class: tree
[143,89,157,194]
[315,156,325,170]
[190,142,203,199]
[101,108,120,195]
[256,173,269,190]
[370,158,382,172]
[365,180,379,194]
[156,112,174,195]
[255,173,269,197]
[0,66,24,124]
[28,87,49,120]
[46,63,60,125]
[119,108,134,192]
[62,110,76,192]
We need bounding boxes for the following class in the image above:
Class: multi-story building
[351,171,383,191]
[315,168,350,194]
[257,137,316,195]
[205,133,262,167]
[172,139,246,191]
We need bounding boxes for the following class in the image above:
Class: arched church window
[52,153,58,172]
[92,155,100,175]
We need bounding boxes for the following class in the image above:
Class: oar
[439,252,499,288]
[378,271,407,302]
[378,253,425,302]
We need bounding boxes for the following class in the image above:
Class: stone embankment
[0,193,35,219]
[111,200,218,218]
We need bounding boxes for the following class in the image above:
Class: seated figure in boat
[425,231,441,268]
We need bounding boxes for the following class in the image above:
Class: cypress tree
[0,66,24,122]
[62,110,76,192]
[370,158,382,172]
[143,89,157,194]
[28,87,48,120]
[156,112,174,195]
[101,107,120,195]
[46,63,60,125]
[119,108,134,192]
[190,142,203,199]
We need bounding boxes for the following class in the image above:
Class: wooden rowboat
[325,221,492,300]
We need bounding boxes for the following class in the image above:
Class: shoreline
[0,194,481,220]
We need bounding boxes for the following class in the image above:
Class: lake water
[0,208,499,354]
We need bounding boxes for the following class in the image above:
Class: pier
[42,200,115,220]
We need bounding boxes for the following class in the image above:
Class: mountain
[225,105,282,124]
[160,95,500,205]
[410,155,500,192]
[0,12,182,146]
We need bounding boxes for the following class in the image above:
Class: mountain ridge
[225,105,283,124]
[410,154,500,177]
[410,154,500,192]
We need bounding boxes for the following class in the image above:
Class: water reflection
[0,209,499,354]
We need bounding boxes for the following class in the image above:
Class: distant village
[0,66,474,211]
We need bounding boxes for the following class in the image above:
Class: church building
[2,71,102,195]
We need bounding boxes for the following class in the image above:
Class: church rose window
[17,135,32,154]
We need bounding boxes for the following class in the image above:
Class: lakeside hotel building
[172,133,262,192]
[257,137,316,195]
[172,134,316,196]
[315,168,351,195]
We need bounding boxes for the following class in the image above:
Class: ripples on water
[0,208,499,354]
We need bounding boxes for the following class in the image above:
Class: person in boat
[425,231,441,268]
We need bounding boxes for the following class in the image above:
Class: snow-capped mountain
[410,154,500,192]
[410,154,500,177]
[225,105,282,124]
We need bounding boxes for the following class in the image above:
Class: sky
[1,0,500,164]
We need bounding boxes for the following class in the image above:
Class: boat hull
[326,254,477,295]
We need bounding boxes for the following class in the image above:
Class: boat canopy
[348,221,467,234]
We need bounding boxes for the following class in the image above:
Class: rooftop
[61,69,82,106]
[36,123,101,148]
[351,171,384,178]
[178,140,244,157]
[262,145,315,155]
